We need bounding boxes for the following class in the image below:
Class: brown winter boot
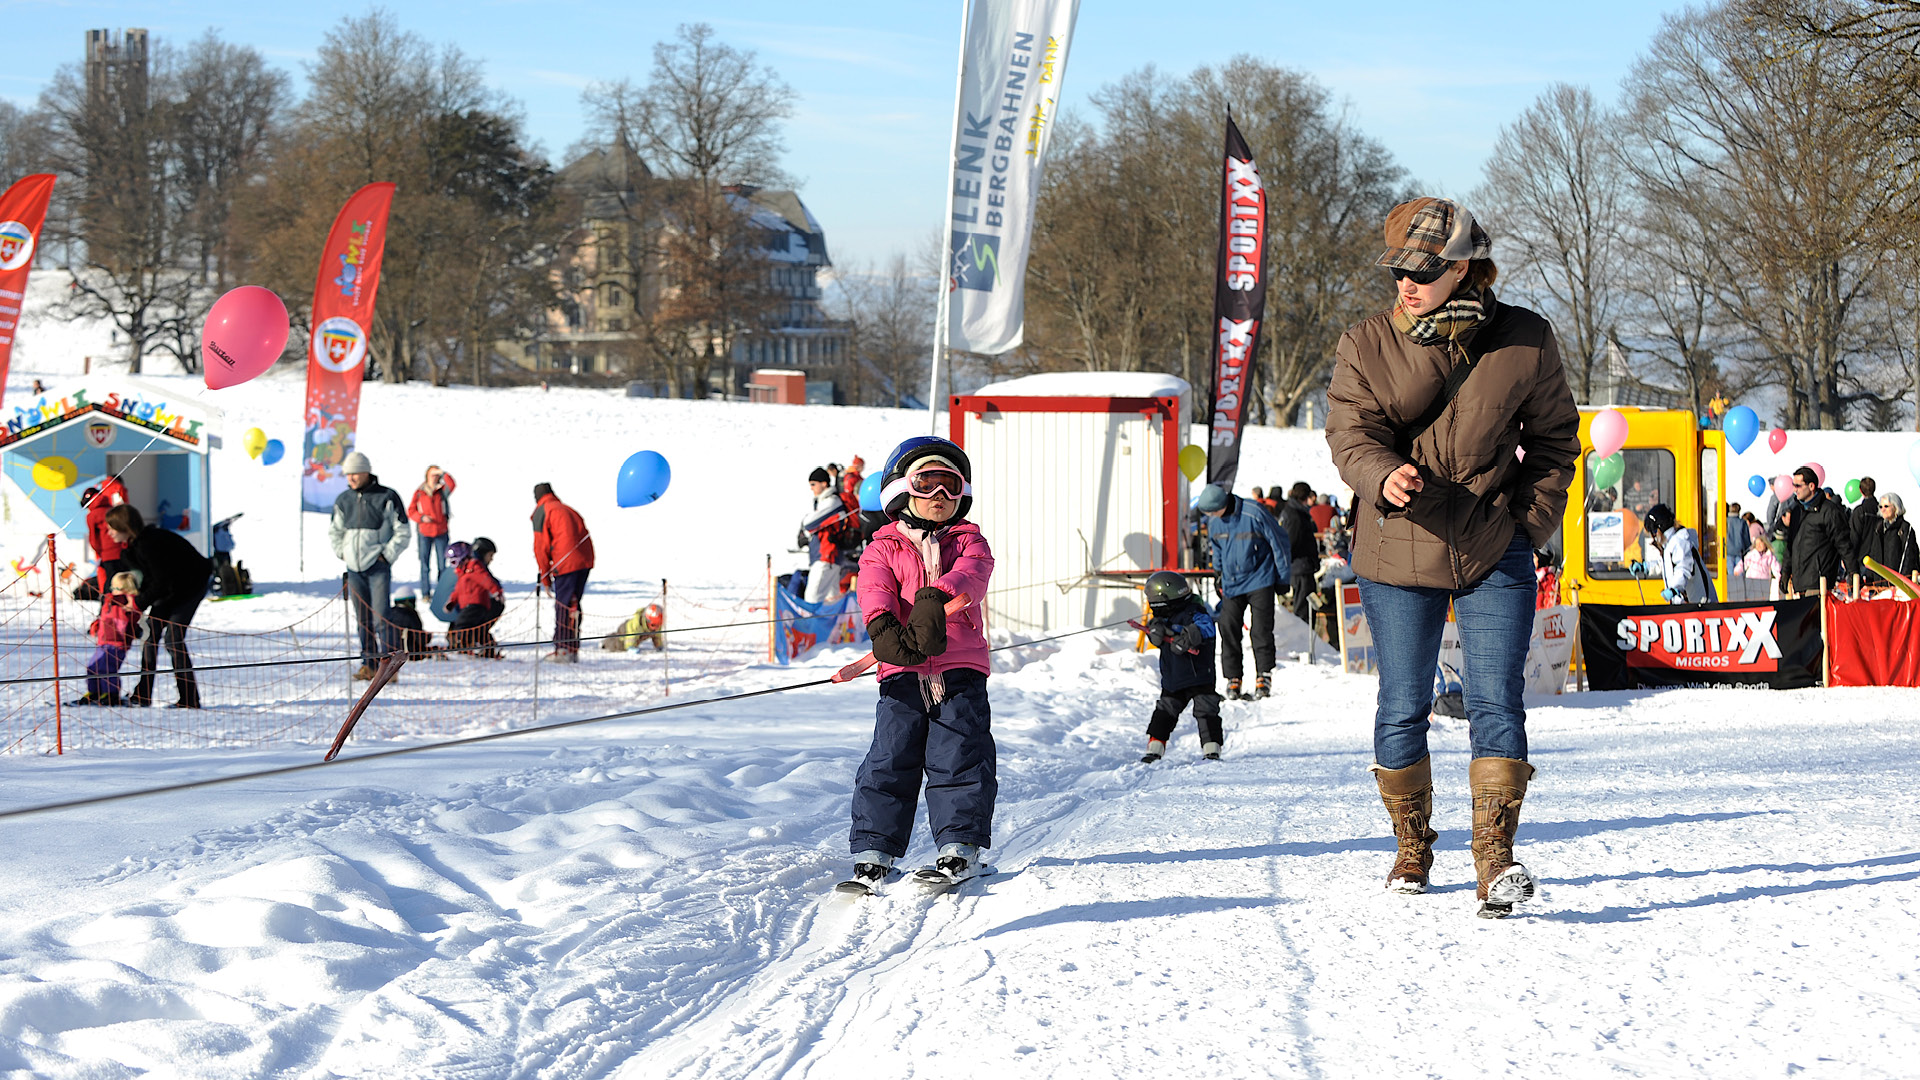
[1470,757,1537,919]
[1370,756,1439,894]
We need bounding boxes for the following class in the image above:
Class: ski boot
[1140,738,1167,764]
[1201,741,1222,761]
[835,851,896,896]
[914,843,981,890]
[1226,678,1245,701]
[1253,673,1271,699]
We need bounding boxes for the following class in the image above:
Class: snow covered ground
[0,323,1912,1076]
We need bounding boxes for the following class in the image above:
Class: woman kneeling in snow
[840,437,995,894]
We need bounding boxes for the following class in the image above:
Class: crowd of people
[1713,471,1920,601]
[65,450,603,709]
[327,452,599,680]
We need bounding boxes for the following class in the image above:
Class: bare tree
[170,33,288,288]
[1622,2,1916,428]
[1474,84,1625,403]
[829,256,934,406]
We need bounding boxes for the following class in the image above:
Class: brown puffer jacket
[1325,299,1580,589]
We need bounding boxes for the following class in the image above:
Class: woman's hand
[1382,463,1424,508]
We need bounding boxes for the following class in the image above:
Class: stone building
[505,144,850,398]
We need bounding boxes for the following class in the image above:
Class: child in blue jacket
[1139,571,1223,762]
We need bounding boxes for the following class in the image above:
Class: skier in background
[1194,482,1291,700]
[839,436,995,895]
[1639,503,1716,603]
[1137,570,1222,763]
[532,483,594,662]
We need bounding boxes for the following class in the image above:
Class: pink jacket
[858,520,994,680]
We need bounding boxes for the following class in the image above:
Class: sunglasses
[1390,263,1453,286]
[906,467,968,499]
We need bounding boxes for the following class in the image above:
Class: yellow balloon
[1178,444,1207,483]
[32,455,77,492]
[243,427,267,460]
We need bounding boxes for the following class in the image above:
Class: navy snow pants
[850,668,996,858]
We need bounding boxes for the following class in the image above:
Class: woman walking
[1325,197,1580,918]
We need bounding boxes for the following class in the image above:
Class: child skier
[388,585,433,659]
[444,538,505,657]
[70,571,141,706]
[840,436,995,895]
[1138,571,1224,763]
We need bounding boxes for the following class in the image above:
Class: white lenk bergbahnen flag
[944,0,1080,355]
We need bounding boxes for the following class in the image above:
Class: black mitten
[867,612,927,667]
[901,586,952,657]
[1145,619,1173,648]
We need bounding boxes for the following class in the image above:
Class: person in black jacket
[1783,467,1855,595]
[1138,571,1223,763]
[1850,477,1879,558]
[1862,492,1920,580]
[1281,483,1321,625]
[105,504,212,708]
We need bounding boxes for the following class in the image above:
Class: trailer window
[1584,449,1676,579]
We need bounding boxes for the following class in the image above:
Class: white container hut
[951,372,1191,634]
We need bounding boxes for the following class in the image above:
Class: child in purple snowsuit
[842,437,996,893]
[75,571,141,705]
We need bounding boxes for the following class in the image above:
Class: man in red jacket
[532,482,594,662]
[84,476,131,596]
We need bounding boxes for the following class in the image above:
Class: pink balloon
[1803,462,1825,487]
[202,286,290,390]
[1772,474,1794,501]
[1590,408,1630,459]
[1767,427,1788,454]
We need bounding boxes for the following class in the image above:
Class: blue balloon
[1723,405,1759,454]
[1747,474,1767,498]
[857,472,885,512]
[261,438,285,466]
[617,450,671,508]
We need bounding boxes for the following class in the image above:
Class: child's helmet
[879,436,973,521]
[471,537,497,559]
[1143,570,1193,605]
[446,541,472,566]
[392,584,417,603]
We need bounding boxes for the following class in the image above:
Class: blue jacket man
[1198,483,1292,698]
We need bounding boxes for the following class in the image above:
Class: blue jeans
[345,560,393,665]
[1357,530,1535,769]
[418,533,448,595]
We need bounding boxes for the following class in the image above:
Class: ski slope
[0,350,1910,1076]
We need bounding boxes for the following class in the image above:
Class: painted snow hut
[951,372,1190,634]
[0,379,223,558]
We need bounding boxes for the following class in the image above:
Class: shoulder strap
[1393,325,1494,459]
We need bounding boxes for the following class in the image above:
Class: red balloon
[202,286,291,390]
[1767,427,1788,454]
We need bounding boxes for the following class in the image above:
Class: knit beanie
[343,451,371,475]
[533,482,553,499]
[809,467,830,483]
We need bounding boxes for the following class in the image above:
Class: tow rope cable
[0,617,1136,819]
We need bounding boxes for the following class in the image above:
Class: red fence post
[47,534,62,755]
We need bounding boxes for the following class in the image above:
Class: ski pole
[831,593,970,683]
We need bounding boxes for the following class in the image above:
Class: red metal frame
[950,393,1183,570]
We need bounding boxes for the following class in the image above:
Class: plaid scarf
[1392,286,1493,347]
[896,521,949,707]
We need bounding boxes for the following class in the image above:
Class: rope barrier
[0,617,1136,819]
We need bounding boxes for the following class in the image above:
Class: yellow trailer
[1560,407,1729,606]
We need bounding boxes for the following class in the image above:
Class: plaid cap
[1377,197,1492,272]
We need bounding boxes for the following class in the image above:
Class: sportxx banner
[302,182,394,513]
[1205,118,1267,492]
[1579,598,1823,690]
[944,0,1079,355]
[0,175,57,411]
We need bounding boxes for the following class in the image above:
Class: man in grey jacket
[330,451,412,679]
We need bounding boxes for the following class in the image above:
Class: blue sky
[11,1,1686,269]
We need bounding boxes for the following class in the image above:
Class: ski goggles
[904,467,968,499]
[1390,262,1453,286]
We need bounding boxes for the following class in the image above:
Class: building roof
[975,372,1191,400]
[726,185,829,267]
[558,142,653,221]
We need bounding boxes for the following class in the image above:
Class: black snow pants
[1146,685,1223,747]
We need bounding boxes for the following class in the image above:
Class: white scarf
[898,522,947,706]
